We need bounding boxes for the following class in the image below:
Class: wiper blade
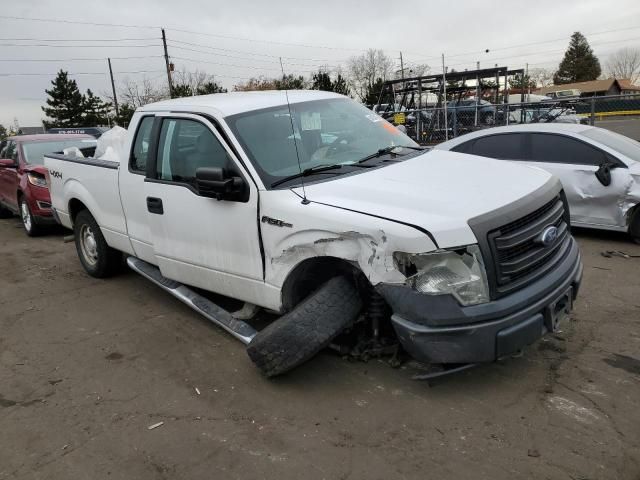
[356,145,425,164]
[270,163,345,188]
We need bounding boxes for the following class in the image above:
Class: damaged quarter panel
[259,190,437,291]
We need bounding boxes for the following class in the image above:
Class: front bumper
[377,238,583,364]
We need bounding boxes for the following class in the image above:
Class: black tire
[19,196,43,237]
[247,276,362,377]
[0,203,12,219]
[630,207,640,244]
[73,209,121,278]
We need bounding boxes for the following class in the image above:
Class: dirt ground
[1,218,639,480]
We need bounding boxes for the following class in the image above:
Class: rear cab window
[130,116,155,173]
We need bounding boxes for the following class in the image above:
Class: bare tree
[606,48,640,84]
[396,63,430,79]
[116,77,169,108]
[172,68,221,95]
[347,49,395,102]
[529,68,554,88]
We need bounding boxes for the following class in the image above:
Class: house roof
[538,78,619,94]
[618,78,640,91]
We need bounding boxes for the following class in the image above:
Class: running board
[126,257,257,345]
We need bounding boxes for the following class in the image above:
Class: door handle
[146,196,164,214]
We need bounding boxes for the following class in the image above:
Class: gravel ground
[1,218,639,480]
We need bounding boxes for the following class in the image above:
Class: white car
[44,91,582,377]
[435,124,640,242]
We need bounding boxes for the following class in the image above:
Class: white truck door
[119,114,158,263]
[143,113,265,302]
[527,133,631,228]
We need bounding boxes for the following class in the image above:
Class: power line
[0,43,158,48]
[0,70,165,77]
[169,39,347,63]
[0,55,164,62]
[0,14,158,30]
[0,37,158,42]
[172,55,336,73]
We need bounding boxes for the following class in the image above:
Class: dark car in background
[0,134,96,236]
[447,99,500,126]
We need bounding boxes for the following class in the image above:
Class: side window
[130,116,155,173]
[451,141,474,154]
[156,118,233,184]
[4,141,17,161]
[471,134,526,160]
[530,133,607,166]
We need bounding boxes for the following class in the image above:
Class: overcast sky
[2,0,640,127]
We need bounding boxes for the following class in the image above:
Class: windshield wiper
[356,145,425,164]
[270,163,346,188]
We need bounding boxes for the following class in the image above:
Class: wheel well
[68,198,88,224]
[281,256,367,312]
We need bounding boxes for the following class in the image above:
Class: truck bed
[45,153,132,254]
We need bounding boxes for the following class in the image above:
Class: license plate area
[544,287,573,332]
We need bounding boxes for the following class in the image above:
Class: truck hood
[294,150,553,248]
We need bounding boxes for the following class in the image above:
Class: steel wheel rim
[79,224,98,266]
[21,201,32,232]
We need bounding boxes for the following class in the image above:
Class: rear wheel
[20,197,43,237]
[73,209,121,278]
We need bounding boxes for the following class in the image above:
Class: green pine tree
[116,103,136,127]
[364,77,385,105]
[311,71,351,96]
[196,81,227,95]
[83,89,111,126]
[41,70,85,129]
[553,32,601,84]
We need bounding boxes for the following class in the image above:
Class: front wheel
[73,209,121,278]
[20,197,43,237]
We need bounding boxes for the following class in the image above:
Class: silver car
[435,124,640,242]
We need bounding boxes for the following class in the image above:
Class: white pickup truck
[45,90,583,378]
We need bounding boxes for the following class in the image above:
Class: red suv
[0,134,96,236]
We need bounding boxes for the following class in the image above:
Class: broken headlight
[394,245,489,306]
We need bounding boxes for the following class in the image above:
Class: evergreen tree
[172,84,193,98]
[0,124,7,141]
[553,32,601,84]
[274,74,306,90]
[83,89,111,126]
[116,103,136,127]
[42,70,85,128]
[196,81,227,95]
[363,77,385,106]
[311,71,351,96]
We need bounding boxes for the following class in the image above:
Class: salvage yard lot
[1,218,639,480]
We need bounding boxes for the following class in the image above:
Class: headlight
[27,172,48,188]
[394,245,489,306]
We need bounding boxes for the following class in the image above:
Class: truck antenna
[280,57,308,204]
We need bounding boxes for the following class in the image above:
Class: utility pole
[442,54,448,141]
[162,28,174,98]
[107,58,119,119]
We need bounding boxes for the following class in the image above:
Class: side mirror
[0,158,17,168]
[595,162,612,187]
[195,167,247,201]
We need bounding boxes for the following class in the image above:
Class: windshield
[582,128,640,163]
[226,98,419,187]
[22,139,97,165]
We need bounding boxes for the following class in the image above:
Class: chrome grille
[488,195,570,292]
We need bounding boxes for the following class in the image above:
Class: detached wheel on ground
[247,276,362,377]
[73,209,121,278]
[20,197,43,237]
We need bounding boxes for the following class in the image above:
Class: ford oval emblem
[539,226,559,247]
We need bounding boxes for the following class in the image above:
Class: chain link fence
[376,93,640,144]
